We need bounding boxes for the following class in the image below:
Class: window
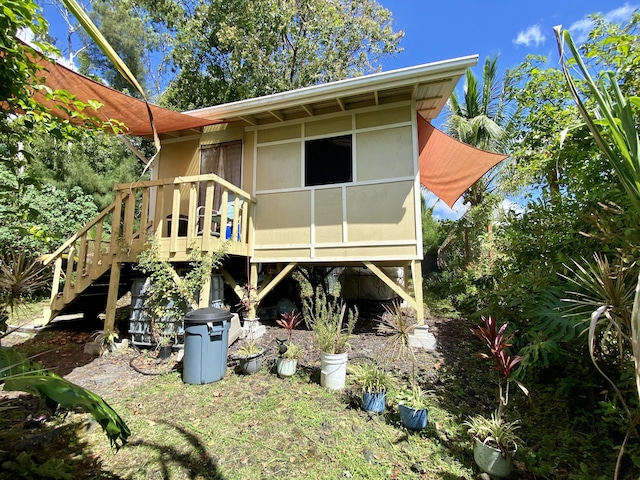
[305,134,352,186]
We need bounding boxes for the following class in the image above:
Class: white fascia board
[185,55,479,120]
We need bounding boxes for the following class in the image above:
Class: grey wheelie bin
[183,307,231,384]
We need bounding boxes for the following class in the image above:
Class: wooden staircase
[39,174,256,330]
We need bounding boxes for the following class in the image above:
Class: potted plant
[465,411,522,478]
[467,315,528,477]
[275,310,303,378]
[237,339,264,375]
[276,342,302,378]
[303,288,358,390]
[394,384,430,430]
[349,361,395,413]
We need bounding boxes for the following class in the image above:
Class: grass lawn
[78,367,475,479]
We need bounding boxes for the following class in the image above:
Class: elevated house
[36,54,506,340]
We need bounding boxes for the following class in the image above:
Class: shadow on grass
[0,402,125,480]
[129,420,226,480]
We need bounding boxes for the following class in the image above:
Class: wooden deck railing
[113,173,256,258]
[41,174,256,322]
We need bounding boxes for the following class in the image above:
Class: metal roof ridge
[184,55,479,119]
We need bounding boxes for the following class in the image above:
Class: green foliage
[280,341,302,360]
[135,237,227,344]
[0,348,130,450]
[303,287,357,354]
[465,411,521,454]
[393,384,431,410]
[26,127,143,211]
[2,451,73,479]
[421,202,445,255]
[161,0,404,108]
[349,361,395,393]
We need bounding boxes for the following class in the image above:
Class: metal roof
[185,55,479,127]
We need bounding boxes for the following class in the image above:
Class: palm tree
[444,56,514,206]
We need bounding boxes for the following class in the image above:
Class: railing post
[110,191,123,255]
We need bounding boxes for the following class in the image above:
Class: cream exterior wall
[158,104,421,263]
[251,103,420,263]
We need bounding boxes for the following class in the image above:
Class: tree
[444,56,515,206]
[161,0,404,109]
[74,0,173,99]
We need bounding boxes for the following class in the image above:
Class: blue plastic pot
[398,404,428,430]
[362,391,386,413]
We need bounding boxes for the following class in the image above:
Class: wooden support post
[104,260,121,332]
[199,274,211,308]
[249,262,259,319]
[411,259,425,325]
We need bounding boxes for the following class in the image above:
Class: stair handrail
[39,197,123,266]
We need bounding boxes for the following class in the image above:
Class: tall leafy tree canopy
[160,0,404,109]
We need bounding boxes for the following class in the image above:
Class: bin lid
[183,307,232,324]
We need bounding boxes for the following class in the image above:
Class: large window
[305,135,352,186]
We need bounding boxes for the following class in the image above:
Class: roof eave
[185,55,478,122]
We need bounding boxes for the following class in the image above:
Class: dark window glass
[305,135,352,186]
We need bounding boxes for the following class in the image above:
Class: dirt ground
[2,302,464,399]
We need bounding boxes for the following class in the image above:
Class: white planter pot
[472,437,516,478]
[320,351,348,390]
[276,358,298,378]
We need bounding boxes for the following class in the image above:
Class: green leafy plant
[349,361,395,394]
[394,384,431,411]
[136,236,227,345]
[303,287,357,354]
[91,329,119,355]
[237,339,263,358]
[555,25,640,479]
[0,349,130,450]
[465,410,521,455]
[280,342,302,360]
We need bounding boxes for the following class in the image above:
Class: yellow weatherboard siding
[355,106,411,129]
[257,124,301,143]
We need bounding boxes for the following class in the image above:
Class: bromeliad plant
[471,315,527,417]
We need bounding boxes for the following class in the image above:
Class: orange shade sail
[418,115,508,208]
[30,55,219,136]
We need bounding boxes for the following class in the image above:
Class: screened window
[305,135,352,186]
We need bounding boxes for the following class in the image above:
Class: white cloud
[431,198,468,221]
[569,3,639,44]
[513,25,547,47]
